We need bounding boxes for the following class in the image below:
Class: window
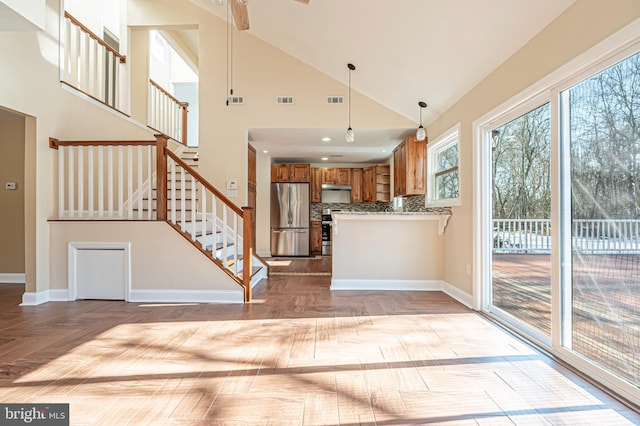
[427,123,460,206]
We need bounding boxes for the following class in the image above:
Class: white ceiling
[190,0,576,163]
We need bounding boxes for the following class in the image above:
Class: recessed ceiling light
[322,137,331,142]
[321,157,329,161]
[262,150,268,154]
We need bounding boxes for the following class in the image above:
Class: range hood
[321,184,351,191]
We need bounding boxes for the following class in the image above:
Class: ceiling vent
[227,96,245,105]
[326,96,344,104]
[276,96,295,105]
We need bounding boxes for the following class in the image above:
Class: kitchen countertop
[332,211,450,215]
[332,211,451,235]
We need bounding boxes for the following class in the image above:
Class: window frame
[426,123,461,207]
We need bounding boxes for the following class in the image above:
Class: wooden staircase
[50,135,267,302]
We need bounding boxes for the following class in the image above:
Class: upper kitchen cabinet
[291,164,311,182]
[393,136,427,196]
[351,168,363,202]
[363,165,390,202]
[321,168,351,185]
[271,164,311,183]
[311,167,322,202]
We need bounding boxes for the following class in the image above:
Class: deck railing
[493,218,640,254]
[62,11,126,111]
[148,79,188,145]
[51,135,253,301]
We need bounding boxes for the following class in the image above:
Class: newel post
[155,134,168,221]
[180,103,188,145]
[242,206,253,302]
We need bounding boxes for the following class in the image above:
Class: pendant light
[346,63,356,143]
[416,101,427,141]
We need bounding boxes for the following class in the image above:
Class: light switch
[226,180,238,190]
[5,182,16,190]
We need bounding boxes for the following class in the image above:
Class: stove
[321,209,338,256]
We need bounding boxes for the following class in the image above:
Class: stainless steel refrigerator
[271,182,310,256]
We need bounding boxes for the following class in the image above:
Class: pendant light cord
[348,67,351,128]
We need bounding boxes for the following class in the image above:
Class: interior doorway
[0,108,26,284]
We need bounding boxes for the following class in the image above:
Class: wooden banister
[156,135,168,221]
[165,150,244,217]
[64,11,126,63]
[50,138,156,149]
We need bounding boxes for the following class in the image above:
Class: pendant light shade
[416,101,427,141]
[346,127,355,143]
[346,63,356,143]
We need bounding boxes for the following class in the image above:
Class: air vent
[326,96,344,104]
[227,96,245,105]
[276,96,295,105]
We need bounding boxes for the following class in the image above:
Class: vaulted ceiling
[189,0,576,162]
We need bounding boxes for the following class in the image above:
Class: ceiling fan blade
[229,0,250,31]
[294,0,310,3]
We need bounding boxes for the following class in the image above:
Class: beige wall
[0,0,155,292]
[0,118,25,274]
[332,217,444,281]
[50,221,241,292]
[426,1,640,295]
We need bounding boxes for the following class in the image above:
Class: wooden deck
[0,261,638,424]
[493,253,640,389]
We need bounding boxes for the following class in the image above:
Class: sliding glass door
[489,104,552,342]
[479,43,640,400]
[563,50,640,387]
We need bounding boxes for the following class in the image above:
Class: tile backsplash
[311,195,451,220]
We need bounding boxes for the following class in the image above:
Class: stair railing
[51,135,253,302]
[148,79,189,145]
[62,11,126,111]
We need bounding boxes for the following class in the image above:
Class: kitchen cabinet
[291,164,311,182]
[351,168,363,202]
[393,136,427,196]
[311,168,322,202]
[363,165,390,202]
[321,167,351,185]
[321,168,337,184]
[311,221,322,255]
[271,164,310,183]
[336,168,351,185]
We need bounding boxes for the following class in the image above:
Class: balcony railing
[493,218,640,254]
[148,79,188,145]
[62,11,126,111]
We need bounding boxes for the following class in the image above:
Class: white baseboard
[20,289,71,305]
[128,289,244,304]
[257,250,271,258]
[330,278,473,308]
[0,273,26,283]
[331,279,444,291]
[441,281,473,308]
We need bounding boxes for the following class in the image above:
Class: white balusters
[148,80,188,144]
[77,146,84,218]
[146,146,153,220]
[190,176,197,241]
[107,146,114,218]
[179,164,185,232]
[201,186,207,251]
[62,12,124,110]
[68,146,74,218]
[127,145,133,219]
[97,145,104,218]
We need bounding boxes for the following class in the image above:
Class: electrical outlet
[5,182,17,190]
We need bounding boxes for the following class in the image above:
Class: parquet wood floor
[0,264,638,425]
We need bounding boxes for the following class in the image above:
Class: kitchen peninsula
[331,212,451,291]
